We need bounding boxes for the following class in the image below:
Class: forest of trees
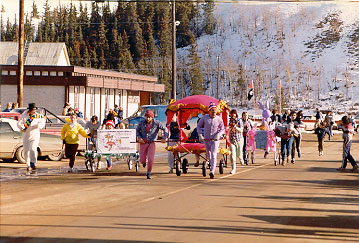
[0,0,216,103]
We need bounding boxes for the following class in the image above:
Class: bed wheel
[182,158,188,174]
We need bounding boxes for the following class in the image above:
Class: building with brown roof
[0,42,165,121]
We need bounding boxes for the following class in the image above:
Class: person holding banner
[136,109,168,179]
[197,102,225,179]
[17,103,46,172]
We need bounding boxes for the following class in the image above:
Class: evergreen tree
[118,31,135,72]
[124,3,145,65]
[97,19,110,69]
[202,0,216,35]
[0,14,5,41]
[156,3,172,102]
[31,1,39,19]
[188,36,204,95]
[24,14,35,42]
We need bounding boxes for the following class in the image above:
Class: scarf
[23,112,43,131]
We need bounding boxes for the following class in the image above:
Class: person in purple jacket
[136,109,168,179]
[197,102,225,179]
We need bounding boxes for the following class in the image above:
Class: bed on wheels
[165,95,231,177]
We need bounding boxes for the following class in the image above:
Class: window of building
[105,88,110,113]
[26,71,32,76]
[50,71,57,76]
[42,71,49,76]
[90,88,95,116]
[1,70,8,75]
[58,71,64,76]
[10,71,16,76]
[34,71,41,76]
[74,86,80,109]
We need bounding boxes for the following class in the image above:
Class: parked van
[123,105,168,129]
[122,105,200,138]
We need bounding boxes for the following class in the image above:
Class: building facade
[0,42,165,121]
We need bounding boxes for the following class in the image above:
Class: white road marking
[141,162,273,202]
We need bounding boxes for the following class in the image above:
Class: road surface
[0,134,358,242]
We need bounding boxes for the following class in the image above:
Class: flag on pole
[247,80,254,101]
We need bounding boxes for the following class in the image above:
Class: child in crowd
[337,116,358,171]
[314,121,329,156]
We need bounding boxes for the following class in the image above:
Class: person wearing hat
[136,109,168,179]
[197,102,225,179]
[17,103,46,172]
[61,113,91,173]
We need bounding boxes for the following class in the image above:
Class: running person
[136,109,168,179]
[197,102,225,179]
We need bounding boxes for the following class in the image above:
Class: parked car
[0,112,21,120]
[0,118,63,163]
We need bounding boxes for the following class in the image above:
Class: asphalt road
[0,134,358,243]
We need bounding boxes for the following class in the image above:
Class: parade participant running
[61,114,90,173]
[197,102,225,179]
[337,116,358,171]
[17,103,46,172]
[136,109,168,179]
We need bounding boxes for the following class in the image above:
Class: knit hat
[208,102,217,111]
[145,109,154,118]
[105,120,115,128]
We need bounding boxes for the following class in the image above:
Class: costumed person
[61,113,91,172]
[167,114,190,173]
[228,109,244,174]
[17,103,46,172]
[136,109,168,179]
[240,111,254,165]
[337,116,358,171]
[258,101,272,159]
[197,102,225,179]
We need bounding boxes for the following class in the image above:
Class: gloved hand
[199,134,204,142]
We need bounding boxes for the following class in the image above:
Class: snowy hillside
[178,1,359,112]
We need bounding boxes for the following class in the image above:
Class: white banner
[97,129,136,154]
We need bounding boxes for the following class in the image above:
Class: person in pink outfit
[136,109,168,179]
[197,102,225,179]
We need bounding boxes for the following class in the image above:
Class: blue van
[124,105,168,129]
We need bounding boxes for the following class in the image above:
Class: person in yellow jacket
[61,113,90,172]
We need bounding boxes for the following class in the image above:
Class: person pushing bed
[197,102,225,179]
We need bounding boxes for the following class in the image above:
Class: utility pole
[171,0,176,100]
[217,56,220,99]
[17,0,24,107]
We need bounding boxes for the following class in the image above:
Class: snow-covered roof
[0,42,70,66]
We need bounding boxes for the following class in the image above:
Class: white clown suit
[17,110,46,168]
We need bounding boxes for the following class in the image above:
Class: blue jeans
[341,141,357,168]
[281,137,294,160]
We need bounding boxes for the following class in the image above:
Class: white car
[0,118,63,163]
